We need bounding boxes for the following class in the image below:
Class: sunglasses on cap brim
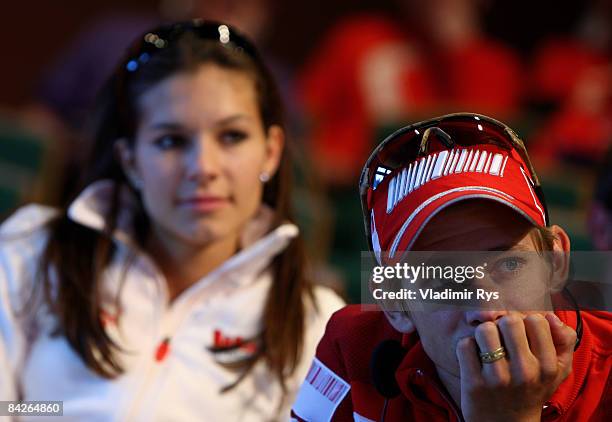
[358,112,549,251]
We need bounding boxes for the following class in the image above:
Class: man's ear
[549,225,571,292]
[262,125,284,178]
[382,309,417,334]
[114,138,142,190]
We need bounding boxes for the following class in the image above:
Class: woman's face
[120,63,283,250]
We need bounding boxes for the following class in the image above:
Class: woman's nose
[185,137,221,181]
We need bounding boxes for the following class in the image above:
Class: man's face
[402,200,568,378]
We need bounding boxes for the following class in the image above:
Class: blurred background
[1,0,610,302]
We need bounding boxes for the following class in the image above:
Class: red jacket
[291,306,612,421]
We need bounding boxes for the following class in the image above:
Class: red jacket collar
[544,310,592,417]
[395,333,461,421]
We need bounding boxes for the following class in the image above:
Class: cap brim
[389,189,541,259]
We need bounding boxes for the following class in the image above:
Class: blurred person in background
[586,146,612,311]
[0,20,343,420]
[588,147,612,251]
[528,0,611,170]
[405,0,522,115]
[298,11,436,187]
[299,0,522,187]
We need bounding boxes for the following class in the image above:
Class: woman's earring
[259,172,270,183]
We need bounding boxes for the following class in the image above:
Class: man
[291,113,611,421]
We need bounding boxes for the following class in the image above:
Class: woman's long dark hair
[39,23,314,389]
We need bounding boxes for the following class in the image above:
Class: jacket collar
[66,180,299,292]
[543,310,592,418]
[67,180,137,245]
[395,333,460,420]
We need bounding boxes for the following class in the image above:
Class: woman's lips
[178,196,229,212]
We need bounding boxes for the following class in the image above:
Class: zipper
[117,258,173,422]
[121,349,166,421]
[118,256,215,421]
[113,224,288,420]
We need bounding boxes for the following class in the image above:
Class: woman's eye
[219,130,248,145]
[154,134,187,150]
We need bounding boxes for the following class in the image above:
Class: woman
[0,20,343,420]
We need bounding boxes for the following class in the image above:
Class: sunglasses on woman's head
[123,19,259,73]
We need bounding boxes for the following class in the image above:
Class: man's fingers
[456,336,482,386]
[497,313,539,383]
[545,313,576,376]
[474,321,510,384]
[524,314,557,381]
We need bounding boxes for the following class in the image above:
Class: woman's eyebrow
[146,115,251,130]
[147,122,184,131]
[215,114,250,126]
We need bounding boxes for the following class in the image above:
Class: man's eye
[219,130,248,145]
[503,259,520,271]
[492,257,526,277]
[430,276,454,290]
[154,134,187,150]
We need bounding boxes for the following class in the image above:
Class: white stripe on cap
[408,161,418,193]
[449,149,461,173]
[454,149,469,173]
[484,153,493,173]
[403,163,413,196]
[425,153,438,183]
[519,166,546,225]
[431,150,449,180]
[413,157,425,189]
[385,148,509,214]
[403,163,412,197]
[443,150,456,176]
[371,210,382,265]
[464,150,475,172]
[396,168,408,207]
[396,169,404,206]
[469,150,480,172]
[386,177,396,213]
[500,156,509,177]
[420,155,434,186]
[489,153,504,175]
[476,151,488,172]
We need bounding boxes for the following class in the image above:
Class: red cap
[369,142,547,260]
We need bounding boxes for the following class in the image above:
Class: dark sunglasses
[359,113,549,247]
[123,19,259,73]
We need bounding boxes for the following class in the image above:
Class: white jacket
[0,181,344,421]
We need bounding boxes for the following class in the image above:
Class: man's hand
[456,313,577,422]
